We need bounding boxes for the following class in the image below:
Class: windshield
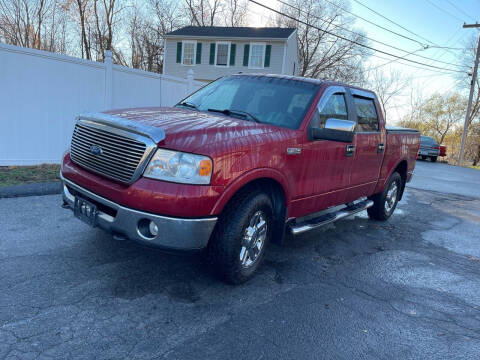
[177,75,319,129]
[421,136,437,144]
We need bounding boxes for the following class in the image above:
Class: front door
[292,86,356,217]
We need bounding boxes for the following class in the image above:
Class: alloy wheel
[239,210,268,268]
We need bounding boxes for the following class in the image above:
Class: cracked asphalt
[1,161,479,359]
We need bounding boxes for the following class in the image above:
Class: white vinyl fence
[0,43,203,165]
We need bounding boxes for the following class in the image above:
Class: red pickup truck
[61,74,420,283]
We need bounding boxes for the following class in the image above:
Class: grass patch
[0,164,61,187]
[468,165,480,170]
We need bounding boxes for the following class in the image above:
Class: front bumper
[61,175,217,250]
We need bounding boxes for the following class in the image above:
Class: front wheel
[368,172,402,221]
[207,191,273,284]
[430,156,437,162]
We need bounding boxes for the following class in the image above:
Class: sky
[247,0,480,123]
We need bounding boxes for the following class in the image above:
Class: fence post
[186,69,194,95]
[104,50,113,109]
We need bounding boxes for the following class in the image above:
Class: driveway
[1,162,479,359]
[408,160,480,198]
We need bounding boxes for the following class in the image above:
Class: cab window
[353,96,379,132]
[311,93,348,129]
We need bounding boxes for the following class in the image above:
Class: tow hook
[113,234,127,241]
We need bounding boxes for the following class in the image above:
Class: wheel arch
[212,169,290,245]
[392,159,408,200]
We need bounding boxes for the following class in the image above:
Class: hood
[103,107,281,154]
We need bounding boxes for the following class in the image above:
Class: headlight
[143,149,212,184]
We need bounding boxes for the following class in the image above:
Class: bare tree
[224,0,247,27]
[400,93,464,144]
[367,67,409,122]
[123,0,183,73]
[92,0,116,60]
[185,0,223,26]
[0,0,68,52]
[457,34,480,127]
[73,0,91,59]
[426,93,465,144]
[276,0,370,83]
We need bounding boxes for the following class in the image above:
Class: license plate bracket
[74,196,98,227]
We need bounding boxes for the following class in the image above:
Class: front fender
[210,167,291,215]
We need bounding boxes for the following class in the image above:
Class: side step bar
[288,199,374,235]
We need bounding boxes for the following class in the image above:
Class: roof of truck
[230,73,324,85]
[229,74,375,95]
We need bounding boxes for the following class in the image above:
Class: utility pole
[458,22,480,166]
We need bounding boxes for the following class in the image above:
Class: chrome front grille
[70,123,148,183]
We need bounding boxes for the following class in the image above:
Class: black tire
[430,156,437,162]
[421,156,427,160]
[207,191,273,284]
[367,172,402,221]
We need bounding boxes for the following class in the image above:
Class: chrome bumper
[61,175,217,250]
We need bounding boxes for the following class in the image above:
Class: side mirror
[311,118,355,143]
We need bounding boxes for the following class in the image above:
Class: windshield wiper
[207,108,260,123]
[177,101,198,110]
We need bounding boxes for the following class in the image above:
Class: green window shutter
[209,43,215,65]
[243,44,250,66]
[196,43,202,64]
[229,43,236,66]
[264,44,272,67]
[176,42,182,63]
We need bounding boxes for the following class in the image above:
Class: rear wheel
[430,156,437,162]
[208,191,273,284]
[421,156,427,160]
[368,172,402,221]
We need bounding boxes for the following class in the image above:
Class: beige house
[163,26,298,82]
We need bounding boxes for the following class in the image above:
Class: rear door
[346,89,386,202]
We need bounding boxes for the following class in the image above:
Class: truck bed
[376,126,420,191]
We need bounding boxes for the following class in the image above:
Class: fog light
[137,219,159,240]
[149,221,158,237]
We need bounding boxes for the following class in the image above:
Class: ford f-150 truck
[60,74,420,284]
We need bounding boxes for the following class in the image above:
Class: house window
[249,43,265,68]
[216,42,230,66]
[182,41,196,66]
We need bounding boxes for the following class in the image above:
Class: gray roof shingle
[165,26,296,39]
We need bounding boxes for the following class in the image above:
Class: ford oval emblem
[90,145,103,156]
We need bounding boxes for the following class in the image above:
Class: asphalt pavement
[408,159,480,199]
[1,161,479,359]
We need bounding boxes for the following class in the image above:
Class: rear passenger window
[353,96,379,132]
[312,93,348,128]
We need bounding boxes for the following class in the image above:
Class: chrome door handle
[377,143,385,153]
[346,144,355,157]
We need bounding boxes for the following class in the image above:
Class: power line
[274,0,469,69]
[318,0,427,47]
[409,72,455,79]
[351,0,466,64]
[444,0,477,22]
[421,28,463,69]
[351,0,437,45]
[424,0,464,22]
[368,53,458,74]
[368,48,426,71]
[249,0,467,74]
[430,46,476,50]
